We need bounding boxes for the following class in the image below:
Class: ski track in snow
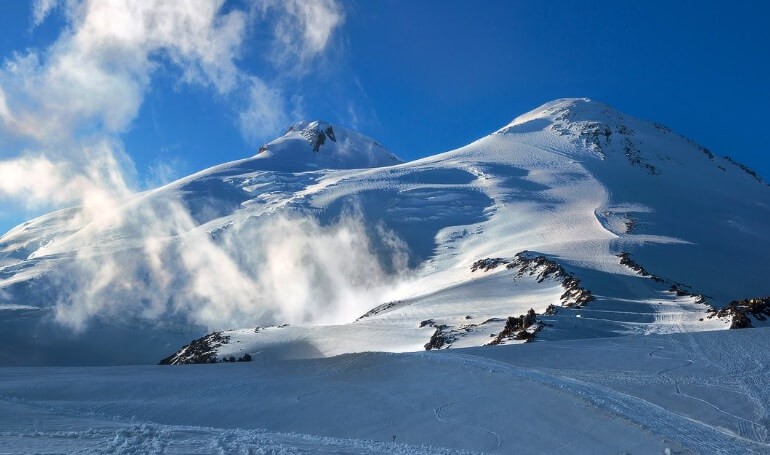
[522,335,770,448]
[649,340,768,444]
[0,422,480,455]
[433,397,503,450]
[675,329,770,443]
[423,350,770,454]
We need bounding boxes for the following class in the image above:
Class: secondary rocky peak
[285,120,338,152]
[254,120,402,171]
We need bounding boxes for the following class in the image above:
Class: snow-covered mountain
[1,98,768,366]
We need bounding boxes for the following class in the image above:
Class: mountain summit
[500,97,625,130]
[252,120,402,171]
[0,99,768,365]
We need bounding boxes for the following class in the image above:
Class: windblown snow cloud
[53,208,409,332]
[0,139,132,225]
[0,0,382,332]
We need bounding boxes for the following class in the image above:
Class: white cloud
[4,0,249,144]
[32,0,61,27]
[2,0,347,179]
[238,77,290,145]
[258,0,345,70]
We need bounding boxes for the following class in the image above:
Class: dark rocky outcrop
[283,121,339,152]
[221,354,252,363]
[507,252,594,307]
[424,324,454,350]
[487,309,540,345]
[724,156,765,184]
[617,252,664,282]
[306,124,337,152]
[667,285,707,304]
[470,258,509,272]
[579,122,613,158]
[617,252,708,304]
[623,138,660,175]
[423,310,545,350]
[357,301,400,321]
[159,332,232,365]
[624,217,637,234]
[699,146,715,160]
[652,122,673,134]
[708,297,770,329]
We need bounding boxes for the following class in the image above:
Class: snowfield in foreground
[1,328,769,454]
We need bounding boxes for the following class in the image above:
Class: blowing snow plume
[52,201,410,332]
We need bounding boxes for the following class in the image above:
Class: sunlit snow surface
[0,98,769,365]
[1,329,769,454]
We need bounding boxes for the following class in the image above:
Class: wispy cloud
[31,0,61,27]
[144,155,187,189]
[3,0,248,144]
[1,1,403,334]
[237,76,291,145]
[256,0,345,73]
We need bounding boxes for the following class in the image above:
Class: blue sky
[0,0,768,233]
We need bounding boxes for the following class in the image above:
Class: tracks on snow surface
[418,349,770,454]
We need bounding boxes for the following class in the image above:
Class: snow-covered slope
[2,328,769,453]
[1,98,769,366]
